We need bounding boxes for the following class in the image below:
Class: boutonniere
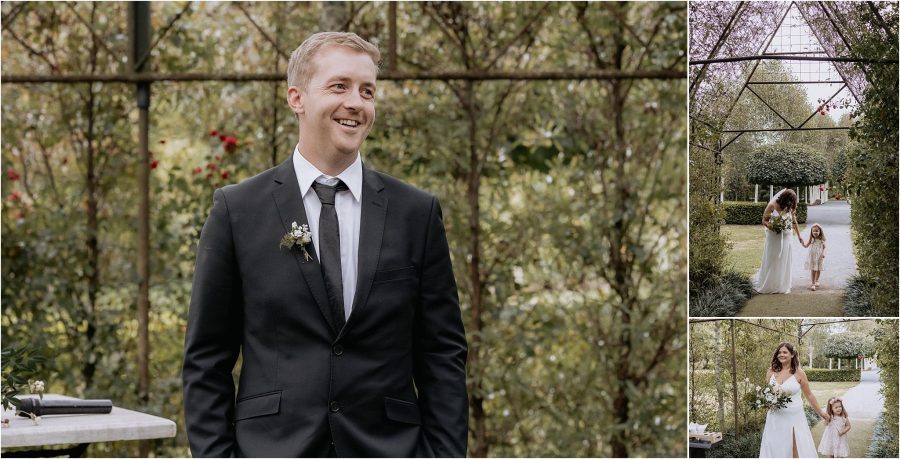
[280,221,312,261]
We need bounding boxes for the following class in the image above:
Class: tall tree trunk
[715,321,725,431]
[463,80,488,458]
[609,5,633,455]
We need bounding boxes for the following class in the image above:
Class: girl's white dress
[759,374,818,458]
[755,210,794,294]
[805,239,825,271]
[818,415,849,457]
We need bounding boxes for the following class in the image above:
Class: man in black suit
[182,32,468,458]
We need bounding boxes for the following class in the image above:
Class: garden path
[738,200,855,317]
[810,367,882,458]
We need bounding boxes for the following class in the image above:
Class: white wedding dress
[755,208,794,294]
[759,374,818,458]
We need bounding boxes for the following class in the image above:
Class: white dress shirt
[292,146,362,320]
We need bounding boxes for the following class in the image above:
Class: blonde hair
[287,32,381,91]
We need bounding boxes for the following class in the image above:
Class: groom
[182,32,469,457]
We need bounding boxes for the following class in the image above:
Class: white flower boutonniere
[280,221,313,261]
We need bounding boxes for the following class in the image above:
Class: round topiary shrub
[824,332,875,359]
[745,143,828,186]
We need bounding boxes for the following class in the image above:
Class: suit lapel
[271,158,339,335]
[342,165,387,337]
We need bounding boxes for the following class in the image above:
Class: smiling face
[777,346,792,365]
[288,45,377,171]
[812,226,821,238]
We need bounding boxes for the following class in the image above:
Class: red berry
[8,191,21,201]
[210,128,218,136]
[6,169,20,181]
[214,155,221,161]
[219,134,226,141]
[221,170,229,180]
[193,167,202,175]
[150,159,160,169]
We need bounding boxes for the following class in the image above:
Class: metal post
[129,0,151,414]
[715,139,723,204]
[730,320,740,435]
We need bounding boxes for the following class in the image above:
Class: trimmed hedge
[746,143,828,186]
[804,368,861,382]
[723,201,808,225]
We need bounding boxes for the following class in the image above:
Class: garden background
[2,2,686,457]
[689,318,899,458]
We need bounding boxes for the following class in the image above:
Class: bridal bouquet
[767,216,788,234]
[746,384,792,411]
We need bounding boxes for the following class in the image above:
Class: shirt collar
[293,145,363,203]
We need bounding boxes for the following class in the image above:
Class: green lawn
[808,381,858,408]
[722,224,809,276]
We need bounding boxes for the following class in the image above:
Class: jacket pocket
[373,266,417,284]
[234,390,281,421]
[384,396,421,425]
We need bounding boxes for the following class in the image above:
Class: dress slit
[792,427,798,458]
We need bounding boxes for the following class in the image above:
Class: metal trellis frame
[2,1,688,417]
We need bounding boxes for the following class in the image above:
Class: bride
[755,189,803,293]
[759,342,829,458]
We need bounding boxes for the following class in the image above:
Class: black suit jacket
[182,158,468,457]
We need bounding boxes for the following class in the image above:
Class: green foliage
[1,2,687,457]
[870,320,899,457]
[846,2,899,316]
[868,411,900,458]
[804,368,861,382]
[690,126,731,278]
[843,274,879,316]
[689,270,754,317]
[745,143,828,186]
[707,431,762,458]
[832,148,848,185]
[1,344,47,411]
[690,320,801,435]
[804,404,820,429]
[824,332,874,359]
[722,201,807,225]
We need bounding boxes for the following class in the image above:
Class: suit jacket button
[329,401,341,413]
[332,344,344,356]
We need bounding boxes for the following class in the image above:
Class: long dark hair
[775,189,798,213]
[771,342,800,374]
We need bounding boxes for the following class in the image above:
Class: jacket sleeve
[182,188,243,458]
[413,196,469,457]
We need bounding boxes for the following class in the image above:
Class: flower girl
[818,397,851,458]
[802,223,826,290]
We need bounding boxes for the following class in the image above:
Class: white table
[1,394,176,455]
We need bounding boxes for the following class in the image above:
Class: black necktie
[312,180,349,331]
